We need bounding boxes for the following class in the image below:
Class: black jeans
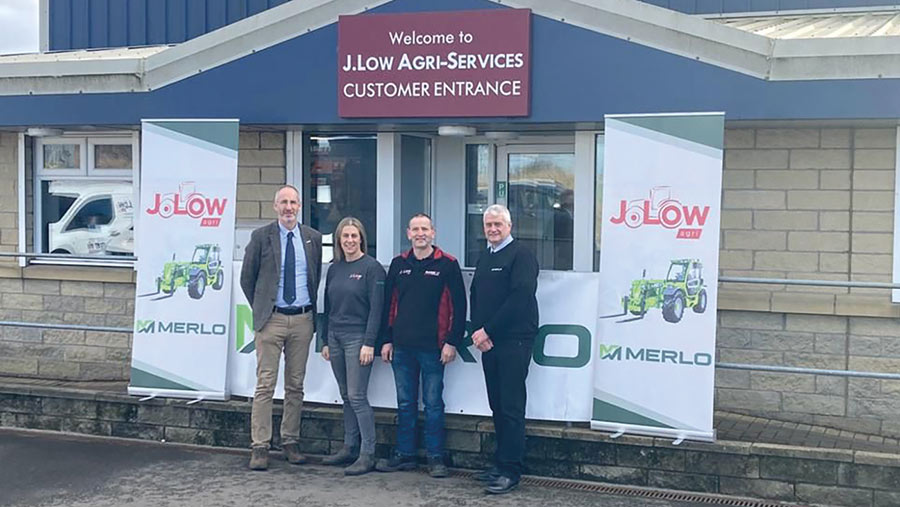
[481,337,533,481]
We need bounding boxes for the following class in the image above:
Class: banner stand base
[128,387,229,402]
[590,421,715,443]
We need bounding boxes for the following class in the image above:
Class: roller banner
[592,113,724,441]
[129,119,239,400]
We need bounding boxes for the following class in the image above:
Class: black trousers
[481,337,533,480]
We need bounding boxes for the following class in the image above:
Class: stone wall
[0,132,19,267]
[0,278,134,380]
[236,131,287,221]
[719,127,897,313]
[716,127,900,438]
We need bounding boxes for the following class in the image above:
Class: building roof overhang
[1,0,900,97]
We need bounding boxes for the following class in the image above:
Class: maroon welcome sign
[338,9,531,118]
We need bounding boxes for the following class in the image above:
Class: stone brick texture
[0,132,19,266]
[3,385,900,506]
[237,130,286,221]
[0,279,133,380]
[717,127,900,439]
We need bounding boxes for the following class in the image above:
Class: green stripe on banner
[592,398,675,429]
[152,121,239,151]
[130,367,198,391]
[616,115,724,150]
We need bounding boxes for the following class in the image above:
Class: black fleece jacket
[381,247,467,350]
[470,239,539,341]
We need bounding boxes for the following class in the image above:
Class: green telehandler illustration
[611,259,708,324]
[155,244,225,300]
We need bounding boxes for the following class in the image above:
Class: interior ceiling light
[25,127,64,137]
[484,131,519,140]
[438,125,476,136]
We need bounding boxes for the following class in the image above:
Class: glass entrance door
[465,143,575,270]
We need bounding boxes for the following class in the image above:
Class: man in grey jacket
[240,185,322,471]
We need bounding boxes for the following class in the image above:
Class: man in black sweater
[376,213,467,478]
[470,204,539,495]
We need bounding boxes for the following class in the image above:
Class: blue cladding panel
[187,0,208,39]
[146,0,167,44]
[207,0,227,31]
[167,0,187,43]
[71,0,90,49]
[108,0,129,47]
[49,0,286,50]
[226,0,247,24]
[90,0,108,48]
[127,0,147,46]
[48,0,900,51]
[20,0,900,126]
[49,0,72,51]
[247,0,268,16]
[639,0,900,13]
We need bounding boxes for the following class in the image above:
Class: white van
[47,181,134,255]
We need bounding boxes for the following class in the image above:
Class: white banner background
[593,113,723,441]
[228,262,600,421]
[129,120,239,400]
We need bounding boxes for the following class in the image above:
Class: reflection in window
[94,144,133,169]
[65,197,113,231]
[41,180,134,255]
[464,144,491,267]
[594,135,604,271]
[508,153,575,270]
[307,135,377,262]
[43,144,80,170]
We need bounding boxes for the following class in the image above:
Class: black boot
[343,453,376,476]
[322,446,358,466]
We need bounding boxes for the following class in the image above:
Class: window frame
[31,131,139,267]
[35,137,86,177]
[88,137,135,177]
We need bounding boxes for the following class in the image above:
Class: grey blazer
[240,221,323,332]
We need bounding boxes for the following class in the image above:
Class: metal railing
[717,275,900,380]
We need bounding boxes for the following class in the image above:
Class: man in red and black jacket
[376,213,466,478]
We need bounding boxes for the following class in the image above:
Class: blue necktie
[284,231,296,304]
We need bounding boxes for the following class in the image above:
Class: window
[305,135,377,263]
[464,144,492,267]
[33,134,137,261]
[465,142,576,270]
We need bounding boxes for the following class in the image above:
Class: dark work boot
[474,466,501,483]
[375,452,417,472]
[282,443,307,465]
[322,446,358,466]
[343,453,376,476]
[427,456,448,478]
[249,446,268,471]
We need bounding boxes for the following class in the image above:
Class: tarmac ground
[0,428,732,507]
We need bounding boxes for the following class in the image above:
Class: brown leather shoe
[283,443,307,465]
[249,447,268,471]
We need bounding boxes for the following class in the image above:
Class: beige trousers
[250,311,314,448]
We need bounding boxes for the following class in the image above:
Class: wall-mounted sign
[338,9,531,118]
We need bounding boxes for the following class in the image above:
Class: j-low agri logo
[597,344,712,367]
[609,186,710,239]
[146,181,227,227]
[136,319,227,335]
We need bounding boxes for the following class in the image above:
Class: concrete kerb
[3,381,900,505]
